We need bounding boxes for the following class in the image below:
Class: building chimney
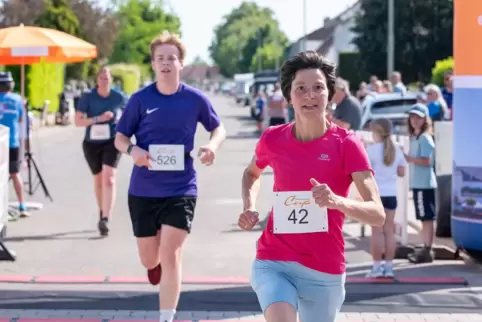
[324,17,331,26]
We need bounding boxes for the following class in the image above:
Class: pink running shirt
[254,122,372,274]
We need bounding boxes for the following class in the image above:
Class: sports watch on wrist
[127,144,135,155]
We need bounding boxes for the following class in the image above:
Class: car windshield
[370,98,417,114]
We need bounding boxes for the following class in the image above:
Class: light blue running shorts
[251,259,345,322]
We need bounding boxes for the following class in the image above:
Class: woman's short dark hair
[280,51,336,102]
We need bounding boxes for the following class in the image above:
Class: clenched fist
[238,209,259,230]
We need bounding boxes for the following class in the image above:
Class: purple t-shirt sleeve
[198,94,221,132]
[116,94,140,137]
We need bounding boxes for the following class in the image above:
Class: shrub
[109,64,141,95]
[431,57,453,87]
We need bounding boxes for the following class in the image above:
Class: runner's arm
[242,156,264,211]
[114,132,132,154]
[74,111,95,127]
[74,94,94,127]
[333,170,385,227]
[208,123,226,151]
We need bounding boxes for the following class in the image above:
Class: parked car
[360,92,418,134]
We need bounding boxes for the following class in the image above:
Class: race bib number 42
[149,144,185,171]
[273,191,328,234]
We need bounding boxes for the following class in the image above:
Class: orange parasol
[0,24,97,97]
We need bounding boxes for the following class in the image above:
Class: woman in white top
[366,118,407,278]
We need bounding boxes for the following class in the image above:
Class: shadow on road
[3,230,98,242]
[226,131,260,140]
[223,115,253,122]
[0,282,480,313]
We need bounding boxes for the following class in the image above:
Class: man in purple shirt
[114,32,226,322]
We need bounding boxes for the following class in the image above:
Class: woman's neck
[293,117,328,142]
[413,128,422,136]
[97,87,110,97]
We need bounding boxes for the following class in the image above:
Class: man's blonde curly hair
[150,30,186,61]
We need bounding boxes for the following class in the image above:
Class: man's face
[390,73,400,84]
[151,44,183,81]
[444,73,453,89]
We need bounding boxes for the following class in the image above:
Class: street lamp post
[302,0,307,51]
[387,0,395,78]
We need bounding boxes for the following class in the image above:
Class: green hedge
[431,57,453,87]
[109,64,142,95]
[5,62,64,113]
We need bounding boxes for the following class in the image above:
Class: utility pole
[302,0,307,51]
[387,0,395,78]
[275,36,280,70]
[258,30,262,72]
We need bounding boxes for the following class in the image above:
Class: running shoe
[18,205,30,218]
[366,264,384,278]
[98,217,109,236]
[384,265,395,278]
[147,263,162,285]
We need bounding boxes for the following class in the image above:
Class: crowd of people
[1,30,446,321]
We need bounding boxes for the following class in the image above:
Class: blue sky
[100,0,358,64]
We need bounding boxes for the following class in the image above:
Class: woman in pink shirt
[238,51,385,322]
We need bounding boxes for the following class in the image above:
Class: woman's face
[289,68,329,118]
[97,69,112,88]
[409,114,425,130]
[426,89,437,102]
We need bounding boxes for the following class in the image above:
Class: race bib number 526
[149,144,185,171]
[273,191,328,234]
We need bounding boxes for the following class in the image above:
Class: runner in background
[114,31,226,322]
[0,72,29,219]
[254,91,266,133]
[405,103,437,264]
[238,51,384,322]
[267,82,287,126]
[365,118,407,278]
[75,67,125,236]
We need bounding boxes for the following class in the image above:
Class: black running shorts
[412,188,436,221]
[9,147,20,174]
[128,195,197,237]
[82,138,121,175]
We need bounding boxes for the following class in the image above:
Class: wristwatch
[127,144,135,155]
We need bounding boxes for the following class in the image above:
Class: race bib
[273,191,328,234]
[149,144,185,171]
[90,124,110,140]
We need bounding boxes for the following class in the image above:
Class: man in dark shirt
[331,78,362,130]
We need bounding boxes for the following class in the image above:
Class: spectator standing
[331,78,362,130]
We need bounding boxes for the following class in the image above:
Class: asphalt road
[1,93,481,318]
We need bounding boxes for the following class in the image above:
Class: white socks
[160,309,176,322]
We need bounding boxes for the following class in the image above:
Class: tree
[351,0,453,83]
[34,0,84,80]
[0,0,44,27]
[250,42,285,72]
[67,0,120,59]
[209,2,289,77]
[111,0,181,65]
[35,0,80,37]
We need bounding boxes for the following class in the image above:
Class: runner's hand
[310,178,339,209]
[131,146,152,168]
[238,210,259,230]
[198,144,215,166]
[98,111,114,122]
